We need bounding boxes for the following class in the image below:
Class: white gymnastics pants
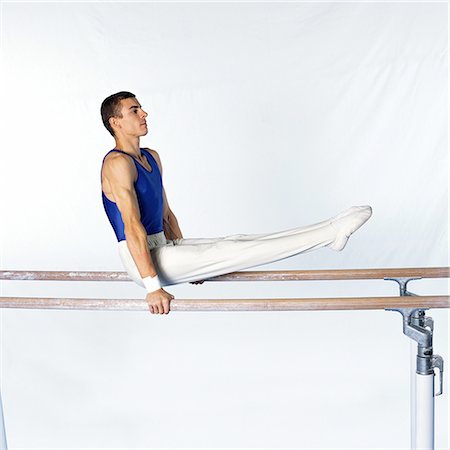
[118,212,342,288]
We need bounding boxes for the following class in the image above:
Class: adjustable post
[0,391,6,450]
[385,278,444,450]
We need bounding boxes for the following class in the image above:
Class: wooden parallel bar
[0,296,448,311]
[0,267,449,282]
[210,267,450,281]
[0,271,130,282]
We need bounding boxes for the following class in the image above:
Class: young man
[100,91,372,315]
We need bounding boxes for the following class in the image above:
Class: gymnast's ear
[109,116,120,134]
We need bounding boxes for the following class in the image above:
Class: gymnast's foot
[328,205,372,251]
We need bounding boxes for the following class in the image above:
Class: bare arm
[103,154,174,314]
[103,155,156,278]
[163,189,183,240]
[147,148,183,240]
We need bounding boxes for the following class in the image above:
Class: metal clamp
[385,277,444,397]
[431,355,444,396]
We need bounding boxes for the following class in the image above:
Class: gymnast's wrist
[142,274,162,293]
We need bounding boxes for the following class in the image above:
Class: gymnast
[100,91,372,315]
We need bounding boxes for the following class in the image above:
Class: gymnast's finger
[162,298,171,314]
[155,302,163,314]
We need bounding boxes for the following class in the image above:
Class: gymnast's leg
[174,215,337,245]
[120,206,372,287]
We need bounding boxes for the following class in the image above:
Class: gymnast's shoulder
[144,147,163,173]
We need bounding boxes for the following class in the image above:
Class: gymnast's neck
[114,135,141,157]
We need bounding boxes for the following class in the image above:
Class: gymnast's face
[113,97,149,138]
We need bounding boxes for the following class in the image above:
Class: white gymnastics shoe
[328,205,373,251]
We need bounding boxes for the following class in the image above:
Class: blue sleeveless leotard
[101,148,164,242]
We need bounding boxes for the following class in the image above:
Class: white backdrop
[0,2,448,449]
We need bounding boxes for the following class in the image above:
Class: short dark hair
[100,91,136,137]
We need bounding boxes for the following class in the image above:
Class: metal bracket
[384,276,421,297]
[384,277,444,397]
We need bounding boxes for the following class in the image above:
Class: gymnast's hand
[146,288,174,315]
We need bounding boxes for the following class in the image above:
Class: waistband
[118,231,167,249]
[146,230,167,248]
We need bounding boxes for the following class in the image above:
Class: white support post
[415,373,434,449]
[0,391,7,450]
[385,278,444,450]
[411,339,416,449]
